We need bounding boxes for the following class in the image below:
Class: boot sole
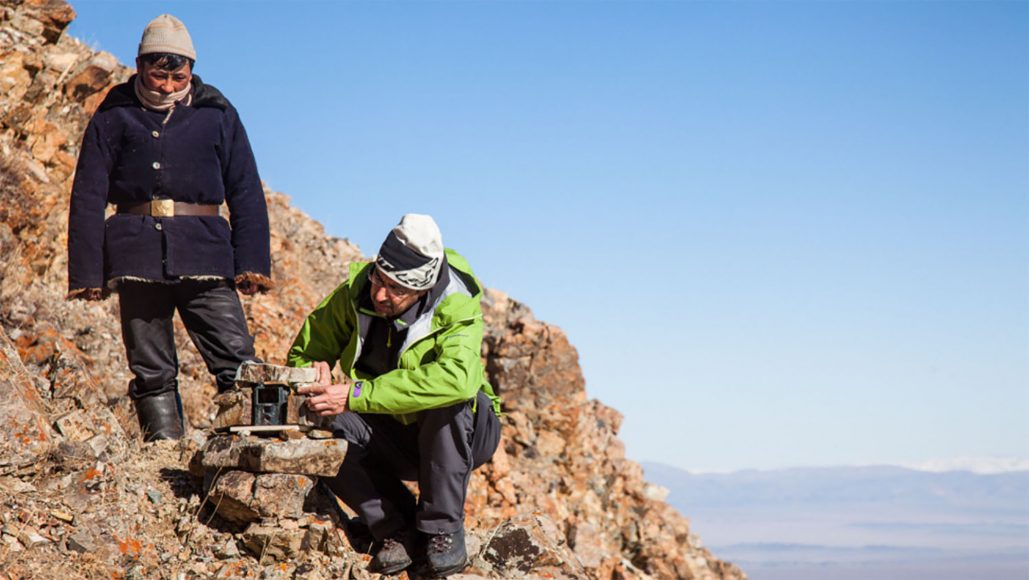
[373,558,413,576]
[422,556,468,578]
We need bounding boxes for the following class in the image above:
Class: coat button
[155,223,163,231]
[152,130,160,138]
[152,161,161,170]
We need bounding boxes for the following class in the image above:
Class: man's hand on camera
[298,361,351,416]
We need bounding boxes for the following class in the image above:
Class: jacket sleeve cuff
[235,272,274,292]
[348,380,369,413]
[66,287,108,301]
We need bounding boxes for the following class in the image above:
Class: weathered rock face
[196,442,346,564]
[471,515,588,578]
[0,326,56,474]
[208,471,316,524]
[196,436,348,478]
[0,1,745,578]
[236,362,318,385]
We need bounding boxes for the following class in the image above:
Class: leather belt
[117,200,220,217]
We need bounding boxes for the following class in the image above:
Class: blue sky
[68,1,1028,472]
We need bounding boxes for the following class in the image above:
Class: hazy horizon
[654,455,1029,475]
[644,462,1029,580]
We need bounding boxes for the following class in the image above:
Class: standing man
[67,15,272,441]
[288,214,501,577]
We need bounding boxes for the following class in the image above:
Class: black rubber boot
[135,391,184,441]
[425,528,467,577]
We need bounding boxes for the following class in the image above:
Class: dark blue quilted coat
[67,75,270,290]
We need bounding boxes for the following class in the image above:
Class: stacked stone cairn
[188,363,352,562]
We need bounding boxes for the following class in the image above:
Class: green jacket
[287,249,501,425]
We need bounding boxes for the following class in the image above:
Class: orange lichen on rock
[116,536,142,555]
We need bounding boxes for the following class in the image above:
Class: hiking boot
[425,529,467,577]
[371,529,415,575]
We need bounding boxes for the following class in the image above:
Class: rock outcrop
[0,325,57,475]
[0,1,745,578]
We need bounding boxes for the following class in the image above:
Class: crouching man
[287,214,501,577]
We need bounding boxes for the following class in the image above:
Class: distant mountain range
[642,462,1029,580]
[902,456,1029,474]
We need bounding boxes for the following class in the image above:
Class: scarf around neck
[133,74,192,112]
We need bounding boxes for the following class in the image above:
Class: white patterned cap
[375,214,444,291]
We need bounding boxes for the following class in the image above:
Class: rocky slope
[0,1,746,578]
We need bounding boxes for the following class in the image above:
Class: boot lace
[428,532,454,554]
[382,535,404,551]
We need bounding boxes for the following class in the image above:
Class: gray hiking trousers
[324,390,500,539]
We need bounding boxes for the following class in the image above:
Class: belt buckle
[151,199,174,217]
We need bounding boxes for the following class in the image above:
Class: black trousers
[118,279,258,400]
[324,390,500,539]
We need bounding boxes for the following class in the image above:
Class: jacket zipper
[396,314,480,362]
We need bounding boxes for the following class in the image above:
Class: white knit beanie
[375,214,445,291]
[138,14,196,61]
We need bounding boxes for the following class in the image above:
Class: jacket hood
[98,74,229,112]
